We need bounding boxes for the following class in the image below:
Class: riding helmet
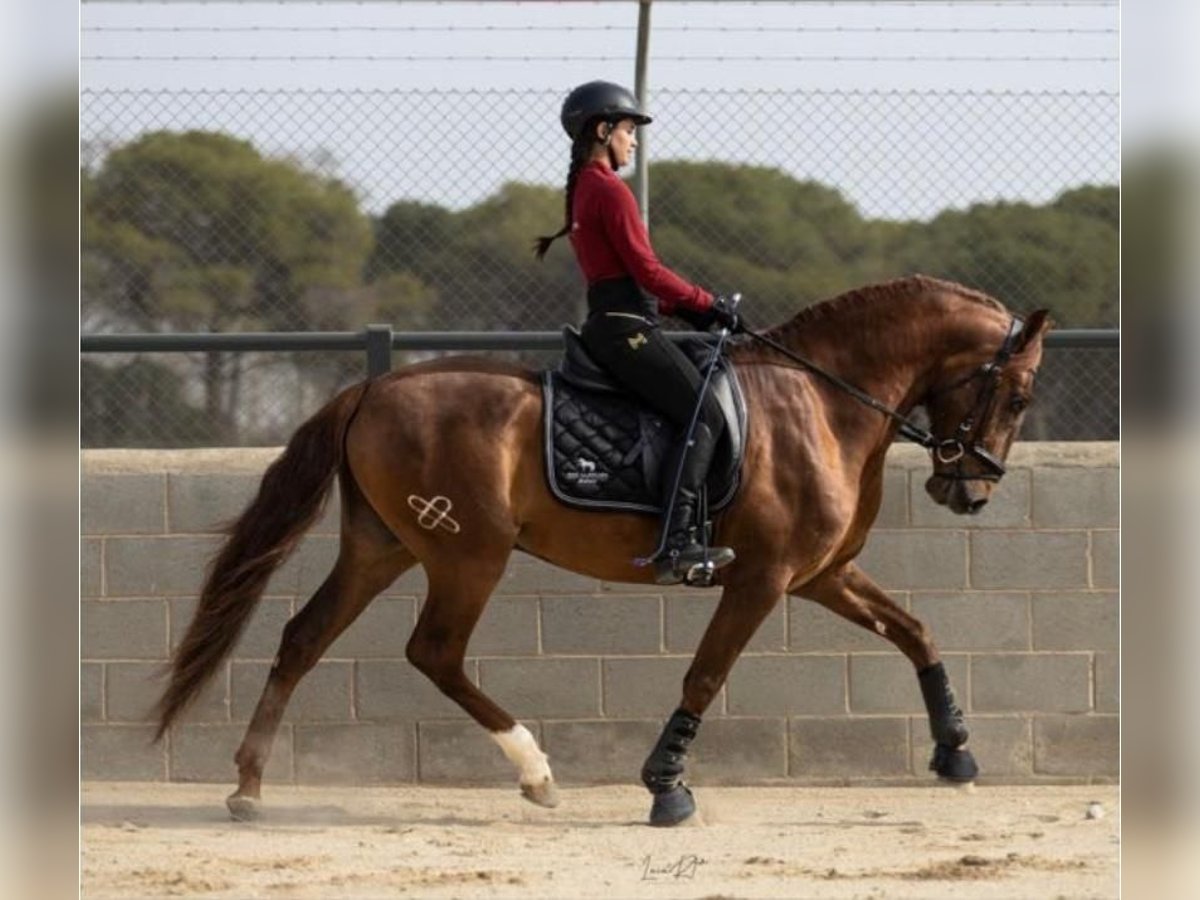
[560,81,652,140]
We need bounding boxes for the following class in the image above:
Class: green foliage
[360,271,438,329]
[891,189,1118,327]
[365,200,453,285]
[81,358,213,448]
[368,181,582,330]
[647,162,891,322]
[642,162,1117,328]
[84,133,1117,334]
[81,130,1117,444]
[83,130,374,332]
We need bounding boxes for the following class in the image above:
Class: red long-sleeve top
[569,160,714,316]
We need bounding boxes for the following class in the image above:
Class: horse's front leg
[799,563,978,783]
[642,567,793,826]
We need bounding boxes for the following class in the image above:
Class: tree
[81,358,212,448]
[647,162,886,323]
[82,136,1118,446]
[889,189,1118,327]
[370,182,582,332]
[83,131,375,438]
[366,200,454,286]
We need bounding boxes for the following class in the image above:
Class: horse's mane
[743,274,1006,354]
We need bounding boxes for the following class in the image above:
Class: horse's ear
[1018,309,1053,349]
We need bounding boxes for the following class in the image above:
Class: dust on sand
[82,781,1118,899]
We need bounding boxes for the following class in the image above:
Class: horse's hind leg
[226,493,416,820]
[798,563,978,783]
[405,554,559,808]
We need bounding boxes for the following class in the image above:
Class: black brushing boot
[918,662,979,782]
[641,707,702,826]
[653,422,735,585]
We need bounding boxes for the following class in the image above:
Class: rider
[534,80,740,584]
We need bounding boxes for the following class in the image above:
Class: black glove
[674,306,717,332]
[710,294,743,333]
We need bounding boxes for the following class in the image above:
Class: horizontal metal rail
[80,329,570,353]
[81,327,1118,378]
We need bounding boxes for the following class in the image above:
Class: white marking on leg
[491,724,553,786]
[874,620,887,636]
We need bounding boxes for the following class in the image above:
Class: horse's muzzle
[926,475,991,515]
[950,479,990,515]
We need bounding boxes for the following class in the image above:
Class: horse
[154,274,1050,826]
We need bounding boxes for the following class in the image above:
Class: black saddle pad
[541,341,747,514]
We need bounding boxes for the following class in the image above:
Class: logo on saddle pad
[565,456,609,487]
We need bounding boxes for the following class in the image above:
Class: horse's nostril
[968,497,988,514]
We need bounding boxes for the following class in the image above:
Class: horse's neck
[773,293,1006,464]
[785,300,949,414]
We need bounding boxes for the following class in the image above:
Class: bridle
[739,314,1026,483]
[920,316,1025,482]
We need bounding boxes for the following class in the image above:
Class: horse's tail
[154,381,370,741]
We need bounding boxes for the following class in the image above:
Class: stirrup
[653,545,735,587]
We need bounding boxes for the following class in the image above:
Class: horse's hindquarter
[342,361,663,581]
[344,361,544,550]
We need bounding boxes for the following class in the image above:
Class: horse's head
[922,309,1053,514]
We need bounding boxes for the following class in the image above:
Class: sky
[79,1,1120,219]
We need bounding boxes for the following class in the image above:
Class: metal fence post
[365,324,393,378]
[634,0,652,226]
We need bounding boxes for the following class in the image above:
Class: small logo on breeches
[627,333,648,350]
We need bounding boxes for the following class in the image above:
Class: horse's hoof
[930,744,979,782]
[648,785,696,827]
[520,778,560,809]
[941,779,977,794]
[226,793,261,822]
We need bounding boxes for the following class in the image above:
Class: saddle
[541,326,747,514]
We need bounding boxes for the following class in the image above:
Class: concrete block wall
[82,443,1118,785]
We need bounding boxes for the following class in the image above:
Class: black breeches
[579,312,725,442]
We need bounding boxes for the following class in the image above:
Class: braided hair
[533,129,594,261]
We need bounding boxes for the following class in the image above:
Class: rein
[739,317,1025,482]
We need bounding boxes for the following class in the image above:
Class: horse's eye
[1010,395,1030,413]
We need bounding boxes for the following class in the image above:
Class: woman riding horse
[534,80,741,584]
[154,77,1054,825]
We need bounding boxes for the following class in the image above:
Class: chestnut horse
[155,274,1050,826]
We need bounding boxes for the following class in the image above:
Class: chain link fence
[82,82,1117,446]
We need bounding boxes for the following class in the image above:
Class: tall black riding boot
[653,421,735,585]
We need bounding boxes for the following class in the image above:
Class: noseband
[925,316,1025,482]
[742,315,1026,484]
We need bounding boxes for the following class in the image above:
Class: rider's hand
[674,306,717,332]
[710,294,743,333]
